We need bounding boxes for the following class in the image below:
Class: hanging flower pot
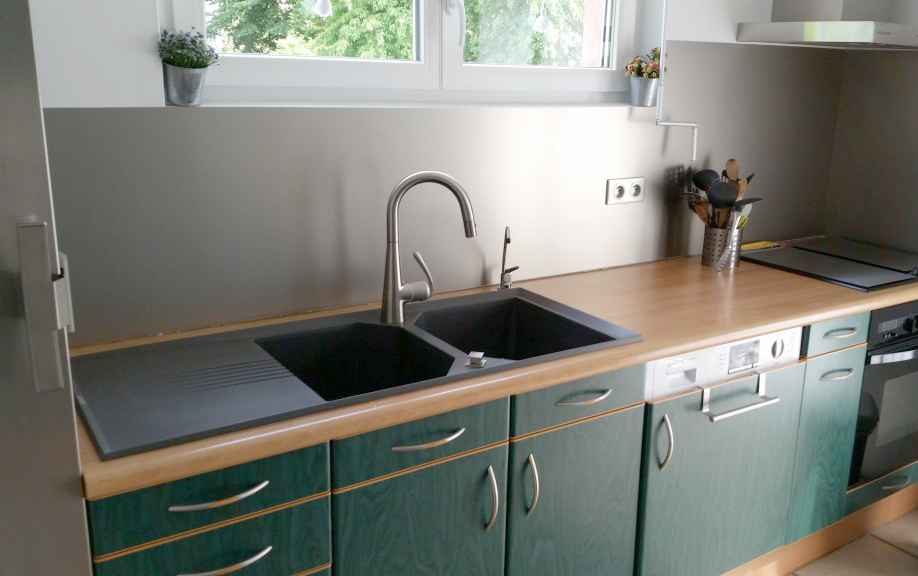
[158,29,219,107]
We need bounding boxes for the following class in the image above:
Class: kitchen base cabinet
[332,444,508,576]
[93,498,331,576]
[786,344,865,543]
[505,405,643,576]
[636,363,805,576]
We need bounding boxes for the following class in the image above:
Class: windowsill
[194,85,635,108]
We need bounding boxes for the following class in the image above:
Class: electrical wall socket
[605,177,646,205]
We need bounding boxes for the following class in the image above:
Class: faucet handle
[413,251,434,292]
[400,251,434,303]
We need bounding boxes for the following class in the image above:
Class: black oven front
[849,301,918,488]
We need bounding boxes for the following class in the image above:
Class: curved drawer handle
[881,477,910,491]
[660,414,674,471]
[824,327,859,339]
[391,427,466,452]
[168,480,270,513]
[176,545,272,576]
[821,369,854,382]
[526,454,540,516]
[485,465,499,531]
[555,389,612,407]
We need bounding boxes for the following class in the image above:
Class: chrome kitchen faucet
[381,171,477,324]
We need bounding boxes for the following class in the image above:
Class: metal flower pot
[162,62,208,107]
[629,76,659,107]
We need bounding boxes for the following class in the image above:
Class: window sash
[172,0,637,101]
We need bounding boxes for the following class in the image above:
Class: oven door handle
[869,348,918,365]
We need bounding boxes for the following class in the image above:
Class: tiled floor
[793,509,918,575]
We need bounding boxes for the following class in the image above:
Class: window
[169,0,639,102]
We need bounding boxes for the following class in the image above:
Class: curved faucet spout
[386,171,477,244]
[382,171,477,324]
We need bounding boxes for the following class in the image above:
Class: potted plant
[158,29,219,107]
[626,48,661,107]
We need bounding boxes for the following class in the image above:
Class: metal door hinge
[18,222,75,392]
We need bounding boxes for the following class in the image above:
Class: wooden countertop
[75,257,918,500]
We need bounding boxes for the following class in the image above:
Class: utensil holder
[701,226,743,269]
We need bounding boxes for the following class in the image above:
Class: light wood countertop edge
[75,257,918,500]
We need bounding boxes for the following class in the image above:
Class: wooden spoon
[725,158,739,181]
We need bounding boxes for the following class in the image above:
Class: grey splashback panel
[44,42,843,346]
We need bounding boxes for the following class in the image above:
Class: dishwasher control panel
[645,327,802,401]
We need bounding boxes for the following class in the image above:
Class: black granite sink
[256,323,455,401]
[73,288,642,459]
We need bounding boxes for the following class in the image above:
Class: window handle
[446,0,467,48]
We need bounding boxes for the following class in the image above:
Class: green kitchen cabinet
[332,444,508,576]
[636,362,806,576]
[505,404,643,576]
[786,344,866,543]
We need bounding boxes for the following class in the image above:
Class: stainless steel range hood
[737,0,918,49]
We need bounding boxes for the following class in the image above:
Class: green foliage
[208,0,609,66]
[159,29,219,68]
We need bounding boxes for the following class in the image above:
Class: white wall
[29,0,163,107]
[665,0,773,44]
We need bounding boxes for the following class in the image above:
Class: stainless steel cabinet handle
[485,465,499,531]
[870,349,918,365]
[526,454,540,516]
[881,477,910,491]
[824,327,858,339]
[176,545,272,576]
[820,369,855,382]
[168,480,270,512]
[701,372,780,422]
[660,414,674,471]
[555,389,612,407]
[391,427,466,452]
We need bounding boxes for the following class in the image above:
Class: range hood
[737,0,918,49]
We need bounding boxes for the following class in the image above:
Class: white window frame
[167,0,640,103]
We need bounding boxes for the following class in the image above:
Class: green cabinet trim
[87,443,328,556]
[331,398,509,489]
[636,363,805,576]
[510,365,644,437]
[786,345,865,543]
[506,405,643,576]
[332,444,508,576]
[803,312,870,357]
[93,497,331,576]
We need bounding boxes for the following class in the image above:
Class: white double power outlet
[605,177,646,205]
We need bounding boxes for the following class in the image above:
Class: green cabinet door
[505,405,643,576]
[332,444,508,576]
[786,345,866,542]
[636,363,805,576]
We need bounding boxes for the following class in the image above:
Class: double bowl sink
[73,288,641,459]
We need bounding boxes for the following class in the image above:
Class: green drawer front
[803,312,869,357]
[510,365,644,437]
[847,459,918,514]
[88,443,328,556]
[93,497,330,576]
[331,398,509,489]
